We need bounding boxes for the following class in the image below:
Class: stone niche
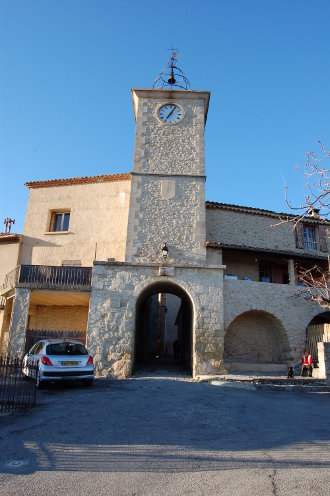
[87,261,226,379]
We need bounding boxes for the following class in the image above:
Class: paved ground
[0,370,329,496]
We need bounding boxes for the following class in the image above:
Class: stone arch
[306,310,330,363]
[133,279,194,373]
[224,310,291,368]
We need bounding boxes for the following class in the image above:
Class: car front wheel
[36,370,44,389]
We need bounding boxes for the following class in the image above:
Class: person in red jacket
[301,348,314,377]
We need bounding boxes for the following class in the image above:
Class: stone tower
[125,89,210,265]
[87,75,226,379]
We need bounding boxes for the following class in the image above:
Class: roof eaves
[0,234,22,243]
[206,241,329,260]
[25,172,132,189]
[205,201,329,224]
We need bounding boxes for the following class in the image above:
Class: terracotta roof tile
[25,172,132,189]
[0,233,22,242]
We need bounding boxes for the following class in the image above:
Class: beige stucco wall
[20,179,131,267]
[0,240,21,288]
[28,305,89,332]
[0,297,13,354]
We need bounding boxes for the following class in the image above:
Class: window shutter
[319,226,328,252]
[295,224,304,248]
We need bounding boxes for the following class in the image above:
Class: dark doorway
[134,282,193,374]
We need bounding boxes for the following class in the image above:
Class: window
[295,223,328,251]
[303,226,316,250]
[259,263,271,282]
[46,343,88,356]
[49,211,70,232]
[29,341,44,355]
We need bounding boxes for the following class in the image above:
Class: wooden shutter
[295,224,304,248]
[319,226,328,252]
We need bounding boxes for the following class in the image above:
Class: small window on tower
[49,211,70,232]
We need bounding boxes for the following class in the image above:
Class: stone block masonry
[132,94,206,177]
[317,342,330,382]
[87,261,226,379]
[126,90,209,267]
[125,174,206,265]
[224,280,326,364]
[8,288,31,356]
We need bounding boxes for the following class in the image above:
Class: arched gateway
[134,282,193,373]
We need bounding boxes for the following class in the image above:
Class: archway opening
[134,282,193,374]
[306,311,330,365]
[224,310,291,373]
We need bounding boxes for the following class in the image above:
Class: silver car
[23,339,94,388]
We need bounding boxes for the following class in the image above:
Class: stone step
[226,362,287,374]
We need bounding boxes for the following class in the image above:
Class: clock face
[157,104,183,124]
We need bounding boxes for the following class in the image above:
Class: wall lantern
[162,243,169,258]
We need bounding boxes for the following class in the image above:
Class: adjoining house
[1,83,329,378]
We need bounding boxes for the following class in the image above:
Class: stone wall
[224,279,325,364]
[126,90,208,266]
[28,305,88,332]
[206,207,327,258]
[8,288,30,356]
[125,174,206,264]
[132,91,207,176]
[316,342,330,382]
[87,261,225,379]
[224,310,289,363]
[21,179,131,267]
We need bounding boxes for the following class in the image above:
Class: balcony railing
[304,240,317,250]
[2,265,92,292]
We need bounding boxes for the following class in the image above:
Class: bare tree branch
[279,142,330,307]
[295,264,330,307]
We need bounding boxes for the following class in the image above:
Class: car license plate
[62,361,78,366]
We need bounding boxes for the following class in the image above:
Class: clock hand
[166,107,175,121]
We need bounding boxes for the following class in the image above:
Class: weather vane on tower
[153,47,191,90]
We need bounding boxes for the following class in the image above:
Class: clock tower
[88,53,226,379]
[125,88,210,265]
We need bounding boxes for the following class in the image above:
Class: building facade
[1,85,329,378]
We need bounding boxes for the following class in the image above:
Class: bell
[168,67,176,85]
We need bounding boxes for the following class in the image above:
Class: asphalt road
[0,372,329,496]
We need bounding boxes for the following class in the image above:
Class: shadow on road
[0,376,329,475]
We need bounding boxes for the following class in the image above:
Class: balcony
[2,265,92,294]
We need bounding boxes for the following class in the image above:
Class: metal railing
[3,265,92,292]
[0,356,38,413]
[304,240,317,250]
[3,266,20,292]
[25,329,87,352]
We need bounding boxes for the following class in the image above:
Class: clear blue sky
[1,0,329,233]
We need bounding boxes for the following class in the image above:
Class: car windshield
[46,343,88,356]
